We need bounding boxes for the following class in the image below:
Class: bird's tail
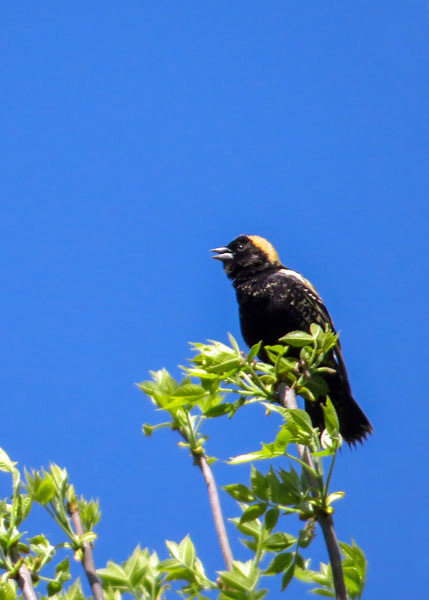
[304,349,373,446]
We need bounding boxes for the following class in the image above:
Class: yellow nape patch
[248,235,281,264]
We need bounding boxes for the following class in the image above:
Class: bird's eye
[237,243,244,250]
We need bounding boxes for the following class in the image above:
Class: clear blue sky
[1,2,428,598]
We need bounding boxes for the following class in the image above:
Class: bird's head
[211,235,281,279]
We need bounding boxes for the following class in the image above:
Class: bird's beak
[211,247,234,262]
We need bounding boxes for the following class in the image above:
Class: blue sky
[1,1,428,598]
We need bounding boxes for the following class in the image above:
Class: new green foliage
[0,325,367,599]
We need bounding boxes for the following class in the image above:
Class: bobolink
[212,234,372,445]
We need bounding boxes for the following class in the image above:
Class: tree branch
[317,514,348,600]
[278,385,347,600]
[70,508,105,600]
[17,564,38,600]
[195,454,233,570]
[10,546,38,600]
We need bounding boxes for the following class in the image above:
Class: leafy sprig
[0,325,367,599]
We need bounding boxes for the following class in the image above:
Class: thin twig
[17,564,38,600]
[10,547,38,600]
[318,514,347,600]
[195,454,233,570]
[278,385,347,600]
[70,508,105,600]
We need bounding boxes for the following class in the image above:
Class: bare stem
[17,564,38,600]
[10,547,38,600]
[70,508,105,600]
[278,385,347,600]
[195,454,233,570]
[318,514,348,600]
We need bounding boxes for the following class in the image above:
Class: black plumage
[212,234,372,445]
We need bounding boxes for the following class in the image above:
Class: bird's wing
[279,268,335,328]
[280,268,352,392]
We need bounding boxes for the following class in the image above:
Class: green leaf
[343,567,361,596]
[204,403,233,418]
[284,409,315,444]
[179,535,195,567]
[326,491,345,506]
[240,503,267,524]
[78,498,101,531]
[250,467,269,501]
[28,534,49,546]
[47,581,62,596]
[0,448,16,473]
[264,552,294,575]
[279,331,314,347]
[322,397,339,435]
[35,478,56,505]
[264,532,296,551]
[49,464,68,493]
[158,557,182,571]
[264,345,288,364]
[229,443,286,464]
[274,427,291,451]
[247,341,262,362]
[307,374,329,397]
[273,468,302,505]
[15,494,32,525]
[281,560,296,591]
[228,450,269,464]
[340,539,367,578]
[294,565,321,583]
[230,517,261,539]
[286,409,313,432]
[55,557,70,575]
[78,532,97,545]
[242,539,257,552]
[264,344,287,355]
[264,507,279,532]
[320,328,339,353]
[125,546,149,588]
[137,369,180,408]
[171,384,206,399]
[226,332,241,352]
[156,369,179,393]
[162,394,203,411]
[137,380,159,396]
[310,323,323,338]
[209,358,242,374]
[165,540,180,560]
[339,540,367,598]
[164,566,195,582]
[97,562,129,587]
[219,570,250,593]
[0,581,16,600]
[278,467,301,492]
[219,591,249,600]
[223,484,255,503]
[47,580,86,600]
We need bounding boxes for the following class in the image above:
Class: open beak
[211,246,234,262]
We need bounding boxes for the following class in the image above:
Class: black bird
[212,234,372,445]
